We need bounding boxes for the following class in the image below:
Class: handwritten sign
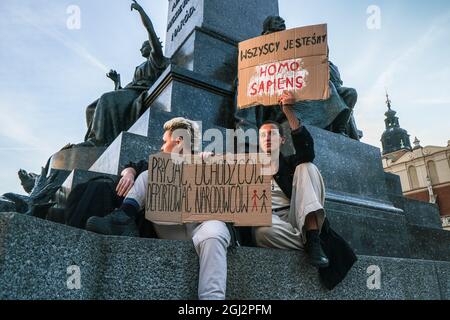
[237,24,330,109]
[145,153,272,227]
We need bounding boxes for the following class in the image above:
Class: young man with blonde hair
[86,117,231,300]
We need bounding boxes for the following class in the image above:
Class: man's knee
[254,226,276,246]
[135,170,148,184]
[192,221,231,248]
[293,163,324,194]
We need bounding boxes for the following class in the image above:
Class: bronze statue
[236,16,360,140]
[3,159,63,217]
[82,1,169,147]
[18,169,38,194]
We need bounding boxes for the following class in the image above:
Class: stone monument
[1,0,449,300]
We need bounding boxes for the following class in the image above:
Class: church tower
[381,93,412,155]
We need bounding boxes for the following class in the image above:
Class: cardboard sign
[237,24,330,109]
[145,153,272,227]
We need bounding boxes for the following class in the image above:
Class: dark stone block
[89,132,159,175]
[129,65,236,155]
[171,28,238,84]
[402,198,442,229]
[0,197,16,213]
[165,0,279,57]
[325,203,411,259]
[307,126,393,205]
[202,0,279,43]
[384,172,403,197]
[1,213,448,300]
[49,147,106,172]
[139,65,235,132]
[325,201,447,261]
[435,262,450,300]
[55,169,119,210]
[407,225,450,262]
[325,200,404,221]
[282,125,401,214]
[0,212,104,299]
[229,249,442,300]
[96,238,199,300]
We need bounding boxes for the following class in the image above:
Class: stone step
[325,200,450,262]
[49,147,106,172]
[324,203,411,260]
[384,171,442,229]
[89,132,159,176]
[384,172,404,197]
[0,212,448,300]
[0,197,16,212]
[395,196,442,229]
[325,199,405,221]
[407,224,450,262]
[49,173,447,263]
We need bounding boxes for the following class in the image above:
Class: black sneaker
[85,209,139,237]
[305,230,330,268]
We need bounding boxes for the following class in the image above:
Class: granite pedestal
[0,213,448,300]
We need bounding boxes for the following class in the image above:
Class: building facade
[380,95,450,230]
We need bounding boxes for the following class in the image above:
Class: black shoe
[305,230,329,268]
[85,209,139,237]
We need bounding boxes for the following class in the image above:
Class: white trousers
[126,171,231,300]
[254,163,326,250]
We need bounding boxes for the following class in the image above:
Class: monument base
[0,213,448,300]
[50,147,106,172]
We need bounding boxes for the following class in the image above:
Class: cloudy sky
[1,0,449,194]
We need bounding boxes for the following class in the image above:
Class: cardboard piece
[145,153,272,227]
[237,24,330,109]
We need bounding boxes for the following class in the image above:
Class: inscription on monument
[166,0,202,56]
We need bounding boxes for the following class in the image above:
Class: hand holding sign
[278,90,296,106]
[278,90,301,131]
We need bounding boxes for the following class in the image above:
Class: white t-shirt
[271,179,290,210]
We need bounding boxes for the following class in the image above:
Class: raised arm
[278,90,301,131]
[279,90,315,163]
[131,0,164,59]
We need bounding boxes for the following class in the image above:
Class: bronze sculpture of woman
[82,0,169,147]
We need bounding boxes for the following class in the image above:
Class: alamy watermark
[366,265,382,290]
[66,5,81,30]
[367,5,381,30]
[67,265,81,290]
